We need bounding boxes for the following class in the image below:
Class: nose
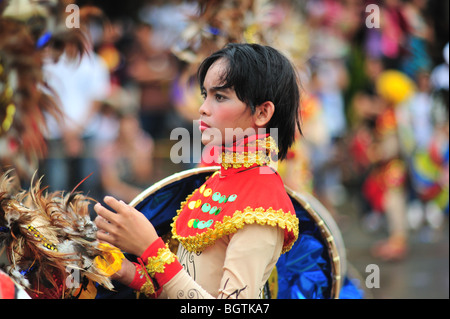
[198,99,210,116]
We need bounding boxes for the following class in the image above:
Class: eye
[201,90,207,100]
[215,94,226,102]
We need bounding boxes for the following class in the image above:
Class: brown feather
[0,171,116,298]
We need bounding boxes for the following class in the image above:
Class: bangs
[197,47,258,110]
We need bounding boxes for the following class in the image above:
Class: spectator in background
[42,41,111,199]
[125,23,179,140]
[303,0,354,213]
[364,0,410,68]
[401,0,434,78]
[95,87,155,204]
[308,60,349,214]
[406,43,449,230]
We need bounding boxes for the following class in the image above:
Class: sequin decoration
[27,225,58,251]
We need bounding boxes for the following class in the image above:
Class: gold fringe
[145,245,177,277]
[221,136,279,170]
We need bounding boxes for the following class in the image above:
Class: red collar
[219,134,279,176]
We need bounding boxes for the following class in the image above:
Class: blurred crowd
[32,0,448,261]
[284,0,449,262]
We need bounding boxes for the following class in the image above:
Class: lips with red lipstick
[199,120,210,132]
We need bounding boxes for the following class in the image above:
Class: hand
[110,258,136,286]
[94,196,159,256]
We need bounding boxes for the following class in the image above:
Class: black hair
[197,43,302,160]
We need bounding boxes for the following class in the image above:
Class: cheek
[202,112,238,145]
[209,107,235,128]
[216,110,239,126]
[217,104,251,125]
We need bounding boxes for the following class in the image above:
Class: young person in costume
[94,43,301,299]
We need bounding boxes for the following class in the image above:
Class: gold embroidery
[221,150,270,170]
[141,280,155,297]
[221,136,279,170]
[172,205,299,254]
[137,267,156,298]
[145,245,177,277]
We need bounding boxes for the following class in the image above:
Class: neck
[219,134,279,174]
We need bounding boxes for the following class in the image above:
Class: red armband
[128,262,161,299]
[139,237,183,288]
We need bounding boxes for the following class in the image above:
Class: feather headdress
[0,0,89,181]
[0,171,123,299]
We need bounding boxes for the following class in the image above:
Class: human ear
[254,101,275,128]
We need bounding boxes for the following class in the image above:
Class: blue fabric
[276,198,332,299]
[339,276,365,299]
[134,173,208,236]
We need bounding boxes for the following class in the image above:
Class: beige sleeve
[161,224,284,299]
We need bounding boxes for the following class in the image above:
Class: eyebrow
[203,85,232,94]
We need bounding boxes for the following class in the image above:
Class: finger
[96,215,109,224]
[103,196,130,215]
[95,214,115,234]
[94,202,118,223]
[96,229,116,246]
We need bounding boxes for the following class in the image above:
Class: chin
[200,128,223,146]
[201,136,222,147]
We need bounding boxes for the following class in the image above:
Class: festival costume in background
[349,70,416,261]
[0,0,88,181]
[409,131,449,214]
